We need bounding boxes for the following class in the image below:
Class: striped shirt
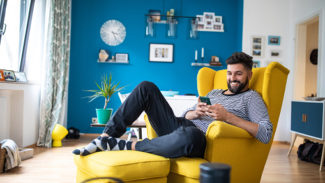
[181,89,273,144]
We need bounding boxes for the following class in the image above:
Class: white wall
[243,0,325,142]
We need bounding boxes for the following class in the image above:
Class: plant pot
[96,108,113,124]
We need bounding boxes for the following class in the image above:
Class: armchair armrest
[206,121,253,139]
[204,121,254,162]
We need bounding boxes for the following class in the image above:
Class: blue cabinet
[289,100,325,171]
[291,101,324,139]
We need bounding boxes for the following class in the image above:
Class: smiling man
[73,52,272,158]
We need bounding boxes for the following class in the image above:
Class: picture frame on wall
[253,60,260,68]
[3,70,16,82]
[196,15,204,24]
[270,50,281,57]
[213,24,224,32]
[251,36,265,58]
[268,35,281,45]
[115,53,129,63]
[215,16,222,23]
[149,43,174,62]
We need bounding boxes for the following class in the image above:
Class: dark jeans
[103,81,206,158]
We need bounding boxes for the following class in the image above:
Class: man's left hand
[205,104,229,121]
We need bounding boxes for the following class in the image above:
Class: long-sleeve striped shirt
[181,89,273,144]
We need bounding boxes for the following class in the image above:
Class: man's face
[226,63,252,94]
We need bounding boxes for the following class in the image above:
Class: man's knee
[138,81,157,90]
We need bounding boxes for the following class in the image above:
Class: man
[73,52,272,158]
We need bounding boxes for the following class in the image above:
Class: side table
[90,120,146,139]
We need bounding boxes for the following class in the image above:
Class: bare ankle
[100,133,109,137]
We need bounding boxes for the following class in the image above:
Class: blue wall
[68,0,243,133]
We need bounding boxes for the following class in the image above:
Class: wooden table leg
[319,141,325,171]
[287,133,297,156]
[138,127,142,139]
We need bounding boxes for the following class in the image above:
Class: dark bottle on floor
[200,162,231,183]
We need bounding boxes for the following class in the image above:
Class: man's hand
[185,99,209,120]
[205,104,229,121]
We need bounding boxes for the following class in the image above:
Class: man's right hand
[185,100,209,120]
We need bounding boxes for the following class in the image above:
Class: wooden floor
[1,134,325,183]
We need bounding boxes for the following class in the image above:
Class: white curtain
[36,0,71,147]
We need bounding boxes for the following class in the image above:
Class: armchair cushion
[170,157,208,179]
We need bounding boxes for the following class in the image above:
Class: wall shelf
[191,62,221,67]
[97,60,129,64]
[145,14,198,38]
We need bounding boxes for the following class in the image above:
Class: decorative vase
[96,108,113,124]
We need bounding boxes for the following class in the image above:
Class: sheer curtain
[36,0,71,147]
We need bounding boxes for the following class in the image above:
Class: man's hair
[225,52,253,70]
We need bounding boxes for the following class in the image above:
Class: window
[0,0,35,72]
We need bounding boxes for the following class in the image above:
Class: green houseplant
[86,73,124,124]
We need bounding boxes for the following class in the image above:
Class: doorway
[294,15,319,100]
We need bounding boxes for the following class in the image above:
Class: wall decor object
[310,49,318,65]
[100,19,126,46]
[149,10,161,22]
[196,12,224,32]
[115,53,129,63]
[0,70,5,81]
[251,36,265,58]
[270,50,281,57]
[268,35,280,45]
[253,60,260,68]
[3,70,16,82]
[98,49,109,62]
[14,72,27,82]
[149,43,174,62]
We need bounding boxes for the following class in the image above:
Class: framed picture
[268,35,280,45]
[196,15,204,23]
[213,24,224,32]
[251,36,265,58]
[215,16,222,23]
[0,70,5,81]
[3,70,16,82]
[149,43,174,62]
[115,53,129,63]
[14,72,27,82]
[204,12,215,20]
[270,50,281,57]
[253,61,260,68]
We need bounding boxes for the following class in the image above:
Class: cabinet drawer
[291,101,324,139]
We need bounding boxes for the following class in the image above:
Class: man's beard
[227,77,249,94]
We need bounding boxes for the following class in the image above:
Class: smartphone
[199,96,211,105]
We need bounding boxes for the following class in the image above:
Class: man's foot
[72,136,133,156]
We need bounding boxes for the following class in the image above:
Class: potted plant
[86,73,124,124]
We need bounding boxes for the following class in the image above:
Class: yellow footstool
[74,151,170,183]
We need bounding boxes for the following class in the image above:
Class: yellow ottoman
[74,150,170,183]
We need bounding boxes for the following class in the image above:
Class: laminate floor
[0,134,325,183]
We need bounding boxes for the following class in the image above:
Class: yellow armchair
[144,62,289,183]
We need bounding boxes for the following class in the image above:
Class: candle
[195,50,198,60]
[201,47,204,58]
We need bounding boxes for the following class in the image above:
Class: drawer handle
[302,114,307,122]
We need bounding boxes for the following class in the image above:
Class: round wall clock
[100,20,126,46]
